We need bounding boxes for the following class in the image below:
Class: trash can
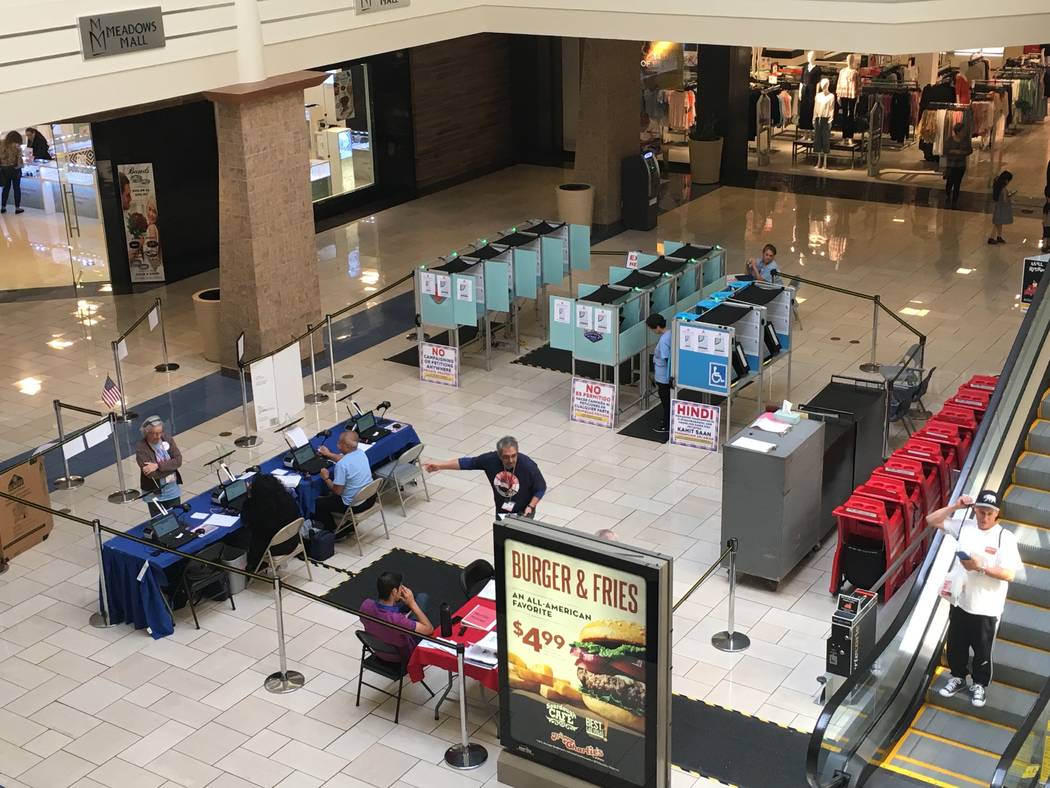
[221,545,248,595]
[556,183,594,227]
[192,288,222,363]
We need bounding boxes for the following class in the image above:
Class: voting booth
[415,220,592,375]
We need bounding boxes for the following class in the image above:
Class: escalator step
[911,705,1015,754]
[1001,599,1050,653]
[1001,520,1050,572]
[1026,419,1050,455]
[1003,485,1050,530]
[1007,561,1050,609]
[1041,392,1050,420]
[865,768,940,787]
[993,639,1050,693]
[1014,452,1050,490]
[888,730,997,786]
[929,673,1035,729]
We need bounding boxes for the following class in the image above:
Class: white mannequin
[836,54,860,143]
[812,78,835,169]
[806,51,816,71]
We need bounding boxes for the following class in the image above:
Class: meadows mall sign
[78,7,166,60]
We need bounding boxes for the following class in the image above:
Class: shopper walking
[0,131,24,215]
[646,313,672,433]
[989,170,1014,245]
[425,436,546,518]
[929,491,1022,708]
[1042,187,1050,249]
[943,123,972,208]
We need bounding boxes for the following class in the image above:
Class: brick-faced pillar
[204,72,326,368]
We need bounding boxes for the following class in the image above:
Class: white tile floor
[0,170,1041,788]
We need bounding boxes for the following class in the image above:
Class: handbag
[306,528,335,561]
[939,558,966,605]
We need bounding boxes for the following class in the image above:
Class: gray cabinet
[721,420,825,588]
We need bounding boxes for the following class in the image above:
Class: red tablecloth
[407,596,499,692]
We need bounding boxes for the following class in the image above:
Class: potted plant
[688,113,723,185]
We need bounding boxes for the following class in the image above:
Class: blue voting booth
[416,220,591,373]
[672,280,795,438]
[548,243,728,427]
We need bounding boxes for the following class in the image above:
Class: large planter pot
[556,183,594,227]
[192,288,222,364]
[689,137,724,185]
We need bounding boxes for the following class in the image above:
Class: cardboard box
[0,459,55,565]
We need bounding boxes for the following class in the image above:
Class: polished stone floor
[0,164,1041,788]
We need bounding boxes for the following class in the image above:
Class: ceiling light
[892,218,906,223]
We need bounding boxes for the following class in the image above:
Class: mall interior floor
[0,163,1043,788]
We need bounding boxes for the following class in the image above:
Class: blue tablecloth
[102,419,419,638]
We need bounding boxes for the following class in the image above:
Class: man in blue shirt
[425,436,546,517]
[646,313,673,434]
[315,430,374,531]
[742,243,781,283]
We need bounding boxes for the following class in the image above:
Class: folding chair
[460,559,495,598]
[334,478,388,555]
[373,444,430,517]
[787,276,803,330]
[355,630,434,724]
[252,517,312,582]
[178,542,236,630]
[889,385,919,435]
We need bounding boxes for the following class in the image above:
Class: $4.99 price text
[513,621,566,652]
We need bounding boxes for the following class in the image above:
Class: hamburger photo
[571,620,647,733]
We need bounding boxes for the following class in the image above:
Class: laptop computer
[292,442,329,474]
[354,410,390,442]
[219,477,249,513]
[145,512,198,549]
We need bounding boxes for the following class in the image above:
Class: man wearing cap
[928,490,1023,708]
[135,416,183,517]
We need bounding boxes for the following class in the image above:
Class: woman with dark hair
[0,131,24,214]
[989,171,1014,245]
[228,474,301,572]
[24,127,51,161]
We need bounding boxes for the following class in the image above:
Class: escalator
[808,279,1050,788]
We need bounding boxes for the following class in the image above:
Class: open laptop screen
[224,478,248,503]
[151,512,180,538]
[292,444,316,466]
[356,411,376,433]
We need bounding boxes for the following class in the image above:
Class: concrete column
[204,72,326,368]
[574,38,642,228]
[234,0,266,83]
[697,45,752,186]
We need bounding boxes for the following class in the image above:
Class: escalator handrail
[806,276,1050,787]
[991,670,1050,787]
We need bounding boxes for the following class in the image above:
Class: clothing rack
[862,81,919,151]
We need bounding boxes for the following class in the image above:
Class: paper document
[84,421,112,448]
[753,414,791,435]
[477,578,497,601]
[148,307,159,332]
[203,513,239,528]
[418,640,458,656]
[277,474,301,489]
[116,339,128,360]
[286,426,309,449]
[63,436,87,460]
[460,603,497,631]
[465,630,499,667]
[237,471,256,481]
[731,436,776,453]
[358,442,373,452]
[190,512,209,521]
[271,468,288,476]
[191,524,219,537]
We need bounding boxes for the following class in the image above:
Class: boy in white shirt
[928,490,1023,708]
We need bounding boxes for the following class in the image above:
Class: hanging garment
[836,67,859,100]
[955,73,971,104]
[917,110,940,143]
[890,92,911,142]
[799,64,822,130]
[839,97,858,139]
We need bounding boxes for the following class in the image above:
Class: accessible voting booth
[547,242,728,427]
[672,279,795,439]
[415,220,591,375]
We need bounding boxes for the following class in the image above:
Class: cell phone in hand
[956,550,971,561]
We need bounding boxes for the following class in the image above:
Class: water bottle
[440,602,452,637]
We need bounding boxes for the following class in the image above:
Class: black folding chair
[355,630,434,723]
[460,559,495,598]
[179,542,236,630]
[889,385,919,435]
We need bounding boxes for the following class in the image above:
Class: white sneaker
[971,684,987,708]
[939,676,967,697]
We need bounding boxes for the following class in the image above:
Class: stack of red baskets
[829,373,998,600]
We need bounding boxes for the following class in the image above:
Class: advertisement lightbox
[494,517,672,788]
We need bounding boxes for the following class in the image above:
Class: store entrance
[0,122,110,297]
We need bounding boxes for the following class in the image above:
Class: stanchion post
[110,340,138,423]
[304,325,328,404]
[711,538,751,653]
[106,412,140,503]
[52,400,84,489]
[89,519,112,628]
[320,314,347,393]
[265,576,306,693]
[870,296,880,366]
[154,298,180,372]
[234,362,259,448]
[444,648,489,769]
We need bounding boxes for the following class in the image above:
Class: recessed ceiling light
[892,218,906,223]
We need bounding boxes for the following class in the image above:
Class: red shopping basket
[830,495,907,599]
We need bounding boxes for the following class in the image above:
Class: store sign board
[494,518,671,788]
[570,377,615,429]
[419,342,459,388]
[78,7,165,60]
[355,0,410,13]
[1021,254,1048,305]
[670,400,720,451]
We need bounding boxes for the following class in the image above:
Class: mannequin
[812,78,835,169]
[836,54,860,142]
[799,51,822,131]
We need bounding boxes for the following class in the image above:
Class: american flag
[101,375,122,409]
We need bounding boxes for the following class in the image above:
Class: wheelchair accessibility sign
[709,362,728,391]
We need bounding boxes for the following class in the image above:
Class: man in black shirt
[424,436,546,517]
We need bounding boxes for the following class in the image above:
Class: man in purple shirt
[359,571,434,663]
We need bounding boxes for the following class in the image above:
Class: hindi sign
[419,342,459,387]
[570,377,616,429]
[670,400,720,451]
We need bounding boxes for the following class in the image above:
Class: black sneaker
[653,426,669,434]
[996,237,1006,244]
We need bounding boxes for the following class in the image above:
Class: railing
[674,538,751,654]
[110,297,178,423]
[806,265,1050,787]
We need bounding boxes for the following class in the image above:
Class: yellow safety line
[999,517,1050,533]
[881,715,916,766]
[905,729,1000,758]
[880,761,962,787]
[920,702,1018,732]
[894,755,989,786]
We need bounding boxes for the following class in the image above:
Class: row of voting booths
[548,242,730,426]
[414,220,591,375]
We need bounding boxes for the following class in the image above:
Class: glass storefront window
[305,64,375,202]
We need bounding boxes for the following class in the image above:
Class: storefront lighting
[16,377,42,395]
[361,271,379,285]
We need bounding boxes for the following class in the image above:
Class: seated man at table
[315,430,375,532]
[359,571,434,664]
